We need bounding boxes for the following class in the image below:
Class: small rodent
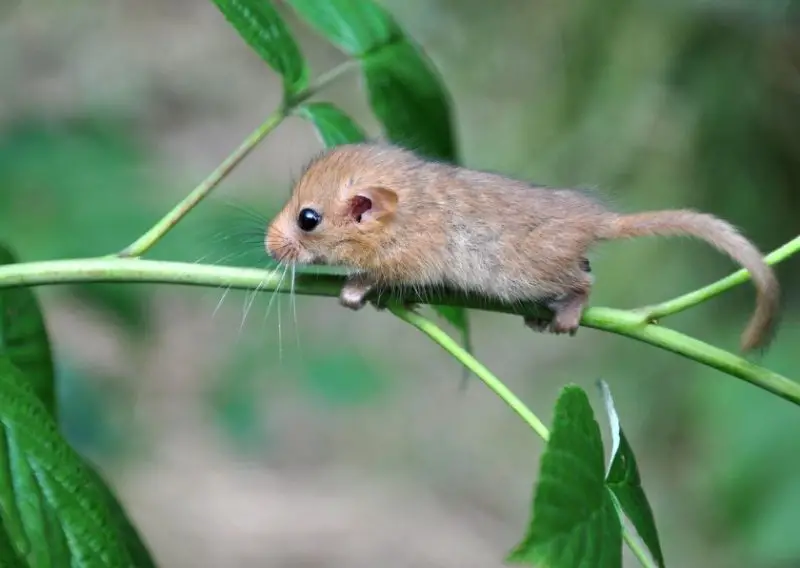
[266,143,780,351]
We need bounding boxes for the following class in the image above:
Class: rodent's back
[395,159,608,298]
[299,144,608,297]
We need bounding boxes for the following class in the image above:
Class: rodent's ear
[347,187,398,224]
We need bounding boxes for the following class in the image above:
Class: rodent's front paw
[339,287,368,311]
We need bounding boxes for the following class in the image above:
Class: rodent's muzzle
[264,225,289,263]
[265,224,308,264]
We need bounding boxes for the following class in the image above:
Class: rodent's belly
[441,257,561,304]
[458,273,558,303]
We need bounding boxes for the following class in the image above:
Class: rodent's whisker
[219,199,271,224]
[290,263,302,354]
[275,266,289,363]
[260,264,288,342]
[193,250,245,267]
[240,266,274,333]
[212,284,232,320]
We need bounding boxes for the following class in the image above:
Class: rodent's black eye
[297,208,322,232]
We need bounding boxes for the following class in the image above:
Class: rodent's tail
[597,210,780,351]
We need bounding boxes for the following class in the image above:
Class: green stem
[118,109,285,258]
[389,305,656,568]
[643,234,800,320]
[582,309,800,404]
[389,305,549,440]
[0,258,797,406]
[118,60,358,258]
[623,532,658,568]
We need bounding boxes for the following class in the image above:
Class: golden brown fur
[266,143,780,351]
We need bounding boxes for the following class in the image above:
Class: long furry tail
[597,210,780,351]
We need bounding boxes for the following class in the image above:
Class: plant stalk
[0,257,796,407]
[118,109,286,258]
[642,234,800,320]
[389,306,657,568]
[118,59,359,258]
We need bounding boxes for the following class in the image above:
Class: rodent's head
[265,145,401,270]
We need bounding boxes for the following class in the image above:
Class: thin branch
[581,308,799,404]
[642,234,800,320]
[390,305,550,439]
[0,257,797,406]
[118,59,359,258]
[118,110,285,258]
[390,305,657,568]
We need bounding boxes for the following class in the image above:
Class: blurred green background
[1,0,799,566]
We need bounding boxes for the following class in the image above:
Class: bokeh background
[2,0,800,566]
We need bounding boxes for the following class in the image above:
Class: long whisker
[240,265,274,333]
[219,199,270,224]
[194,250,248,266]
[274,266,289,362]
[290,263,302,353]
[262,264,287,333]
[212,285,232,319]
[204,249,263,321]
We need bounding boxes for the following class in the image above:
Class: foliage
[507,386,623,567]
[0,0,797,566]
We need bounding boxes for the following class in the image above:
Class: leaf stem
[642,234,800,320]
[118,109,286,258]
[0,257,797,406]
[582,310,800,404]
[118,59,359,258]
[623,532,658,568]
[389,306,657,568]
[388,305,550,440]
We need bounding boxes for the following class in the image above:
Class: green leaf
[294,103,367,147]
[0,118,162,339]
[86,466,158,568]
[210,0,308,95]
[0,516,26,568]
[599,380,665,567]
[0,357,134,566]
[432,306,471,350]
[508,385,622,567]
[287,0,456,161]
[363,40,456,162]
[284,0,401,55]
[0,244,56,416]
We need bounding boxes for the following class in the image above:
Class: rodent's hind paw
[523,314,580,336]
[523,315,551,333]
[527,288,587,336]
[549,319,580,336]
